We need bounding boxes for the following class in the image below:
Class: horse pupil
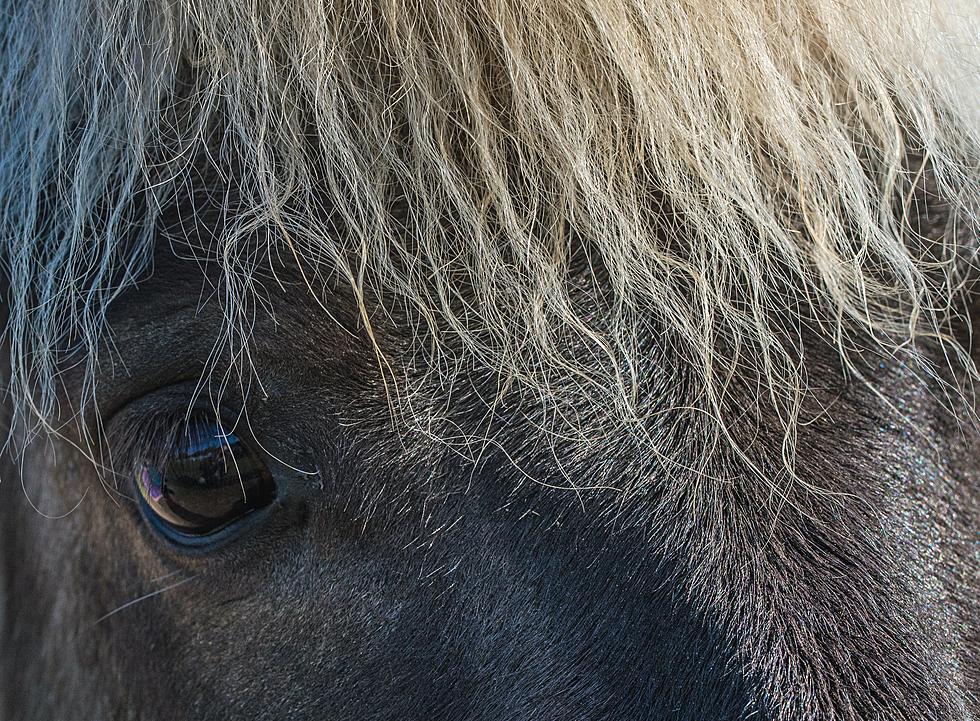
[135,421,275,538]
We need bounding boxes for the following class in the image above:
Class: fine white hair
[1,0,978,475]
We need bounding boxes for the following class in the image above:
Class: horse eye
[134,419,276,542]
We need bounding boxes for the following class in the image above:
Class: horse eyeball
[134,419,276,542]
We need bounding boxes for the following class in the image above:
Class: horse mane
[2,0,978,471]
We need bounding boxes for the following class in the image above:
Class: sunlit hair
[1,0,978,475]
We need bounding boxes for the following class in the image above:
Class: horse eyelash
[104,407,219,485]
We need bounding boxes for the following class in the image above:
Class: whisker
[93,575,197,626]
[149,569,185,584]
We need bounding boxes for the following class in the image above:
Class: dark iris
[134,418,276,540]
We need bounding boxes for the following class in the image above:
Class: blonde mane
[1,0,978,469]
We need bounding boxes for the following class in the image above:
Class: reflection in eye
[134,418,276,539]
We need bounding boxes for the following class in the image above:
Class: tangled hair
[1,0,979,469]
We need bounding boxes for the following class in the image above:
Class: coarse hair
[1,0,978,478]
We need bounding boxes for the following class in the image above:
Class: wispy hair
[1,0,978,471]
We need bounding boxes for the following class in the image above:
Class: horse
[1,0,977,718]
